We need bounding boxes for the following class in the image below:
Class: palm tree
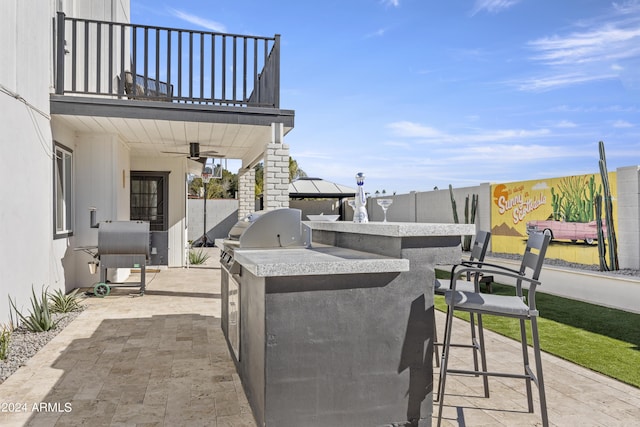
[289,157,307,181]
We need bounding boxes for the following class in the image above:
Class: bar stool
[436,232,551,427]
[433,230,491,401]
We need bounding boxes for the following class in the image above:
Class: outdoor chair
[436,232,551,427]
[433,230,491,385]
[122,71,173,100]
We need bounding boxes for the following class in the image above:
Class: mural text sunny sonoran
[496,192,547,225]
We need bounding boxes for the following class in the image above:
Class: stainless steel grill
[219,208,311,272]
[98,221,151,257]
[219,208,310,361]
[96,220,150,295]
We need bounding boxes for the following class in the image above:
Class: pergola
[288,177,357,220]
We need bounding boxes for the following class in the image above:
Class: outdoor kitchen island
[218,221,475,427]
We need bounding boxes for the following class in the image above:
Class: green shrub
[9,286,57,332]
[189,249,210,265]
[0,324,11,360]
[49,288,81,313]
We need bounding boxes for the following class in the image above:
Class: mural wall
[490,173,617,265]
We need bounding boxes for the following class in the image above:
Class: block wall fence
[189,165,640,269]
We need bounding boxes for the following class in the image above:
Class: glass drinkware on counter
[376,199,393,222]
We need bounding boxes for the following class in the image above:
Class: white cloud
[550,104,640,113]
[365,28,387,38]
[532,182,550,190]
[612,0,640,14]
[519,3,640,91]
[383,141,412,150]
[168,8,227,32]
[381,0,400,7]
[442,143,582,162]
[556,120,578,128]
[471,0,521,16]
[612,120,634,128]
[387,121,550,143]
[387,121,445,138]
[516,72,618,92]
[528,26,640,66]
[292,150,334,160]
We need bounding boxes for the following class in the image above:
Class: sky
[132,0,640,195]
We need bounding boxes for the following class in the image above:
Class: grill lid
[227,208,310,249]
[227,211,266,241]
[98,221,150,258]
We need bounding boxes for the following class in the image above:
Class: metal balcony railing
[54,12,280,108]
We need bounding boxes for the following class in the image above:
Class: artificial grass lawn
[434,270,640,388]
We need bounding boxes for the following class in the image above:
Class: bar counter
[220,221,474,427]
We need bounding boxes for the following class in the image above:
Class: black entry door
[131,172,169,265]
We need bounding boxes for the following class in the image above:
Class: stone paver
[433,309,640,426]
[0,248,638,426]
[0,252,253,427]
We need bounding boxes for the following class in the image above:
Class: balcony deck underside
[50,95,295,163]
[51,95,294,127]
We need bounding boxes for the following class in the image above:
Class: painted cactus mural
[490,170,616,267]
[550,175,600,223]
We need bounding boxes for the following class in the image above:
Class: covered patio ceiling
[50,95,295,167]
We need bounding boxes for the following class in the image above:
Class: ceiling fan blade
[160,142,223,158]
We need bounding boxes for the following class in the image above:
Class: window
[54,144,73,238]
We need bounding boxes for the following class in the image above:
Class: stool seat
[445,291,530,316]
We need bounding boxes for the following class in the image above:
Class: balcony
[51,12,293,164]
[55,12,280,107]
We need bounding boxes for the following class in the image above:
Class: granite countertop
[233,244,410,277]
[305,221,475,237]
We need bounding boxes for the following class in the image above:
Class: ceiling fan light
[189,142,200,159]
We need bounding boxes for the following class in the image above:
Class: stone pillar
[238,168,256,219]
[616,166,640,269]
[263,123,290,211]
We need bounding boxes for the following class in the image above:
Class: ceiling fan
[161,142,222,160]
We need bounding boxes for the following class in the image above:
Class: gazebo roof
[288,177,356,198]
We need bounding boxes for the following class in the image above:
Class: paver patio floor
[0,260,254,427]
[0,251,638,426]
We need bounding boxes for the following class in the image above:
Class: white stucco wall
[0,0,64,323]
[55,131,133,288]
[62,0,131,96]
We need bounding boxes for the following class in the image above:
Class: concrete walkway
[484,256,640,314]
[0,250,638,426]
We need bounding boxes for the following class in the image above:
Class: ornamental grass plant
[0,324,11,360]
[189,249,210,265]
[8,286,57,333]
[49,288,81,313]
